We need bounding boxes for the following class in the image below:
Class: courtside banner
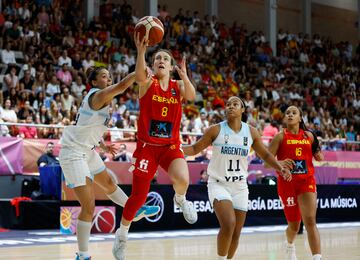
[0,137,23,174]
[108,185,360,231]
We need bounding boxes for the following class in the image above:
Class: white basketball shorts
[59,146,106,188]
[207,176,249,212]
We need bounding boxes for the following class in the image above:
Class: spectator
[116,56,129,80]
[82,52,95,72]
[1,42,16,65]
[37,142,59,167]
[262,120,279,145]
[60,87,75,112]
[0,99,17,136]
[113,143,132,162]
[58,50,72,67]
[19,115,38,139]
[3,65,20,94]
[18,101,35,121]
[46,75,61,97]
[125,92,140,115]
[19,70,35,92]
[56,63,73,86]
[194,111,209,134]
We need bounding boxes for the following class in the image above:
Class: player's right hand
[134,32,149,53]
[279,159,295,170]
[280,168,292,182]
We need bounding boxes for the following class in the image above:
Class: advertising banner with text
[60,184,360,232]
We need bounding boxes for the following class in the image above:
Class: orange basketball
[134,16,164,46]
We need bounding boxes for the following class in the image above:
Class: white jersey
[61,88,110,149]
[207,121,253,187]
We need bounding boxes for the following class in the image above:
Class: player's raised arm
[177,56,196,101]
[134,32,150,87]
[183,124,220,156]
[91,71,136,110]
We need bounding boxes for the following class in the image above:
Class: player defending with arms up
[267,105,323,260]
[183,96,292,260]
[112,34,198,260]
[59,67,159,260]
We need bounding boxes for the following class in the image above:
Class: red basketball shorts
[277,175,317,222]
[122,141,185,221]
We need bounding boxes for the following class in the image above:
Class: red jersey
[137,75,182,145]
[277,129,314,179]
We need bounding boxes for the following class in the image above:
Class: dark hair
[152,49,175,66]
[86,66,106,87]
[285,106,321,154]
[227,96,245,109]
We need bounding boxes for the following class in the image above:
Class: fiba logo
[143,191,164,222]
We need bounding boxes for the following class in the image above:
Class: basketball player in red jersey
[112,33,198,260]
[268,106,323,260]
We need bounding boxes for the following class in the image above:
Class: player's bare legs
[168,158,198,224]
[227,210,247,259]
[298,192,321,255]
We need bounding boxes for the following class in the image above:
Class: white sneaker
[173,196,198,224]
[284,242,297,260]
[112,229,127,260]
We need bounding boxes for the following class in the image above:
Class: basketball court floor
[0,222,359,259]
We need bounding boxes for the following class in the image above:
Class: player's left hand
[106,144,117,157]
[175,56,188,80]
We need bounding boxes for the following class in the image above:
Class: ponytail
[299,116,321,154]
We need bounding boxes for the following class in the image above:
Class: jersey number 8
[161,107,168,117]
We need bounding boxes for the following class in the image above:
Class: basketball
[134,16,164,46]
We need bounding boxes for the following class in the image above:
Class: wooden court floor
[0,225,359,260]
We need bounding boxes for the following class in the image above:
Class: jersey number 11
[227,159,241,172]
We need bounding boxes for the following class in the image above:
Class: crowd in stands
[0,0,359,156]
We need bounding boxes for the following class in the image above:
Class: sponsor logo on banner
[174,200,214,213]
[143,191,164,222]
[60,206,115,234]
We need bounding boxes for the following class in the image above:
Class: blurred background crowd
[0,0,359,156]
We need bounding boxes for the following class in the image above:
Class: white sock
[313,254,322,260]
[217,255,226,260]
[175,193,186,205]
[77,220,92,253]
[286,241,295,248]
[117,223,130,241]
[107,186,128,207]
[78,251,90,258]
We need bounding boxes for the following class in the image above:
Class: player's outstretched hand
[175,56,188,80]
[134,32,149,54]
[106,144,117,157]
